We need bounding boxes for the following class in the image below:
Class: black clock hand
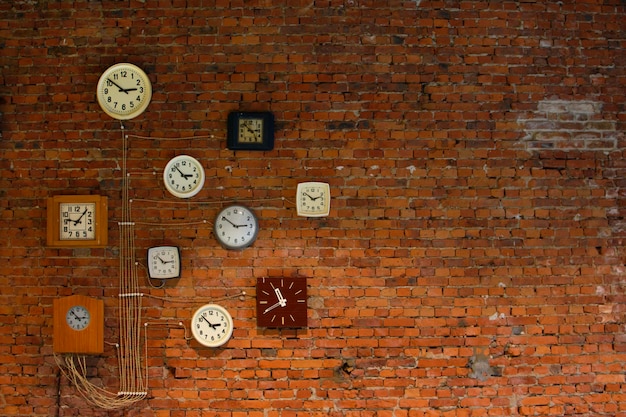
[200,316,221,330]
[157,256,173,264]
[71,208,88,226]
[107,78,129,94]
[304,192,321,201]
[221,216,249,228]
[173,165,193,179]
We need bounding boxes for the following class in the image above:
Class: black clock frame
[227,111,275,151]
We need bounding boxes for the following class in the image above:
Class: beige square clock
[46,195,108,247]
[296,182,331,217]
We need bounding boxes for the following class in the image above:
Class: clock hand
[221,217,250,228]
[173,165,193,179]
[275,288,287,307]
[71,208,88,226]
[200,315,222,330]
[263,301,282,314]
[304,192,321,201]
[107,78,129,94]
[157,256,173,264]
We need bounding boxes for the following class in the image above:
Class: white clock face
[66,305,91,331]
[60,202,96,240]
[147,246,181,279]
[163,155,205,198]
[96,63,152,120]
[191,304,234,348]
[213,205,259,250]
[296,182,331,217]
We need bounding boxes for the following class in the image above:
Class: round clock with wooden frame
[46,195,108,248]
[53,295,104,355]
[256,277,308,328]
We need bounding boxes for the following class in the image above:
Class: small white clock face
[238,118,264,143]
[163,155,205,198]
[96,63,152,120]
[213,205,259,250]
[191,304,234,348]
[66,305,91,331]
[296,182,331,217]
[60,202,96,240]
[147,246,181,279]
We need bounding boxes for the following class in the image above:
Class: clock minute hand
[304,192,321,201]
[72,208,88,226]
[174,165,193,179]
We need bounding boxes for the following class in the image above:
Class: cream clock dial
[296,182,331,217]
[147,246,181,280]
[59,202,96,240]
[191,304,234,348]
[163,155,205,198]
[65,305,91,331]
[213,204,259,250]
[96,63,152,120]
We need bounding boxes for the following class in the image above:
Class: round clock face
[66,305,91,331]
[147,246,181,279]
[60,202,96,240]
[296,182,331,217]
[163,155,205,198]
[191,304,234,348]
[96,63,152,120]
[213,204,259,250]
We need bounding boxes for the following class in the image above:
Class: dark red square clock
[256,277,308,328]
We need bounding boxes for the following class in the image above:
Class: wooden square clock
[227,111,274,151]
[256,277,308,328]
[46,195,108,248]
[53,295,104,354]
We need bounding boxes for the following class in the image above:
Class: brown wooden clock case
[256,277,308,328]
[53,295,104,355]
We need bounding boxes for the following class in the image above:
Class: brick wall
[1,1,625,416]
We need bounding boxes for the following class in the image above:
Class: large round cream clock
[96,63,152,120]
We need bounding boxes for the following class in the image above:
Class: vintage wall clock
[227,111,275,151]
[256,277,308,328]
[163,155,205,198]
[147,246,181,280]
[53,295,104,354]
[213,204,259,250]
[46,195,108,248]
[190,304,234,348]
[296,182,331,217]
[96,63,152,120]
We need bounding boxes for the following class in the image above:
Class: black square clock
[227,111,275,151]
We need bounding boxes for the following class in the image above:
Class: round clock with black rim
[163,155,205,199]
[190,304,234,348]
[96,63,152,120]
[213,204,259,250]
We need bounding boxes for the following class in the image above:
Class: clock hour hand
[274,288,287,307]
[304,192,321,201]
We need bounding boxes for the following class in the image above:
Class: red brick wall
[1,1,625,416]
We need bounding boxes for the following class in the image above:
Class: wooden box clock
[53,295,104,354]
[46,195,108,248]
[227,111,274,151]
[256,277,308,328]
